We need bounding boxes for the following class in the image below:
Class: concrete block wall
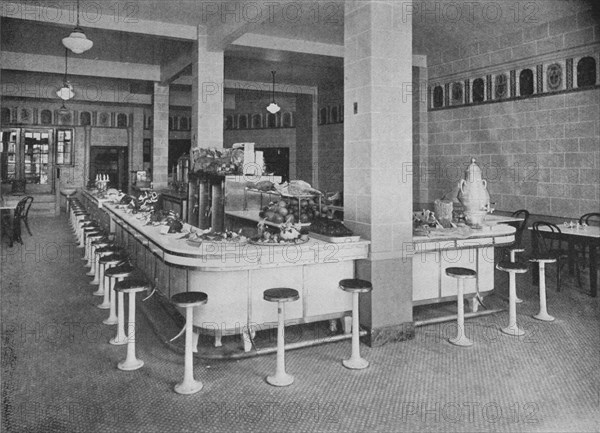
[426,8,600,219]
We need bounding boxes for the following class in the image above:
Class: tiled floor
[1,216,599,432]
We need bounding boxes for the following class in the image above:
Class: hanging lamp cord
[271,71,276,103]
[76,0,81,27]
[63,48,69,84]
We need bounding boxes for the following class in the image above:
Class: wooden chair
[501,209,530,262]
[531,221,571,291]
[1,196,33,247]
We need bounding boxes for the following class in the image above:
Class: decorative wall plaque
[546,63,562,91]
[494,74,508,99]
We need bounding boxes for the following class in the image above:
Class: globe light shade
[62,28,93,54]
[266,102,281,114]
[57,83,75,101]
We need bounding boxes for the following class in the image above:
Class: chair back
[579,213,600,226]
[14,196,33,219]
[510,209,530,248]
[532,221,564,254]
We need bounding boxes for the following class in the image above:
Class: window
[472,79,485,102]
[1,108,10,124]
[56,129,74,165]
[319,107,328,124]
[519,69,534,96]
[577,57,597,87]
[238,114,248,129]
[433,86,444,108]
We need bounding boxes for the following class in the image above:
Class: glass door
[1,129,19,183]
[1,128,55,194]
[23,129,54,193]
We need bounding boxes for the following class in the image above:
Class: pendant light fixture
[62,0,93,54]
[57,48,75,101]
[266,70,281,114]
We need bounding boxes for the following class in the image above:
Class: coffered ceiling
[0,0,596,92]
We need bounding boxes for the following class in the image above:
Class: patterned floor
[1,216,599,433]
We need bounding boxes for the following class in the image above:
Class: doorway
[89,147,129,191]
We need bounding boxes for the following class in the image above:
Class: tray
[308,232,360,243]
[249,237,309,246]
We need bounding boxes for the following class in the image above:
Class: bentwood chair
[531,222,571,291]
[1,196,34,247]
[502,209,530,263]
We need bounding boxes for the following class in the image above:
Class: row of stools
[68,198,202,391]
[446,244,557,347]
[67,196,374,392]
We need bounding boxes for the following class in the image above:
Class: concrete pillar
[152,83,169,189]
[191,25,224,152]
[344,0,414,346]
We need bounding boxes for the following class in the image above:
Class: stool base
[342,357,369,370]
[109,336,127,346]
[103,317,118,326]
[515,297,523,304]
[533,312,555,322]
[501,325,525,337]
[118,358,144,371]
[266,372,294,387]
[175,380,203,395]
[97,302,110,310]
[448,335,473,347]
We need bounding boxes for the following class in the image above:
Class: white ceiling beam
[232,33,344,57]
[1,52,160,81]
[0,1,196,40]
[160,46,195,85]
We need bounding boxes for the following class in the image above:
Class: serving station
[81,189,369,351]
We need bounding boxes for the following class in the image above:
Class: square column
[152,83,169,189]
[191,25,224,151]
[344,0,414,346]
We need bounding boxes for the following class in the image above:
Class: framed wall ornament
[546,63,563,91]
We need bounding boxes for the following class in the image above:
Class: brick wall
[426,9,600,219]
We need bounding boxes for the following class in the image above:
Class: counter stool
[445,267,477,347]
[98,253,128,309]
[339,279,372,369]
[263,288,299,386]
[77,220,97,248]
[88,239,112,277]
[85,232,105,268]
[82,227,102,262]
[529,255,556,322]
[104,264,135,326]
[91,245,122,292]
[75,218,92,246]
[496,261,528,336]
[508,247,525,303]
[170,291,208,394]
[115,279,149,371]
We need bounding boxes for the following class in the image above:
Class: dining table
[530,224,600,297]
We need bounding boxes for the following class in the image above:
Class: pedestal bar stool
[88,238,112,277]
[115,279,149,371]
[170,291,208,394]
[445,267,477,347]
[82,227,102,263]
[97,253,128,309]
[496,261,528,336]
[85,232,105,268]
[529,255,557,322]
[76,219,94,247]
[338,279,372,369]
[91,246,122,293]
[263,288,299,386]
[104,264,135,326]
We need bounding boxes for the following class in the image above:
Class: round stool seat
[95,246,121,254]
[446,267,477,278]
[264,288,299,303]
[528,254,557,264]
[105,264,135,279]
[115,279,149,293]
[496,261,529,273]
[99,253,128,267]
[339,279,373,293]
[172,291,208,308]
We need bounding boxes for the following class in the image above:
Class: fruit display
[148,210,184,233]
[309,217,354,237]
[258,196,321,225]
[252,221,308,245]
[187,229,248,244]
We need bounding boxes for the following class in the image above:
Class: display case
[55,128,74,165]
[187,172,282,231]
